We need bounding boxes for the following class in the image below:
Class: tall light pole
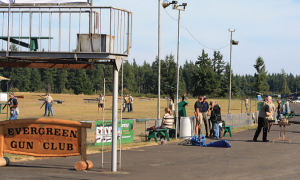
[158,0,161,125]
[228,29,238,114]
[162,1,187,139]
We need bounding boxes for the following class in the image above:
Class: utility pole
[228,29,238,114]
[228,29,235,114]
[157,0,161,126]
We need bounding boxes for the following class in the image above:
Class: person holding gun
[7,92,19,120]
[40,93,54,116]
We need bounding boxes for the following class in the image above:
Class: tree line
[0,48,298,97]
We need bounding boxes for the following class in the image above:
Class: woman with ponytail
[161,107,174,129]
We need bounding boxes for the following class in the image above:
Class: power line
[163,8,230,51]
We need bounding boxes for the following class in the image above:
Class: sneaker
[263,140,269,142]
[213,137,219,140]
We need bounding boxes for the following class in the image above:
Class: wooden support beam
[0,62,93,69]
[81,127,87,161]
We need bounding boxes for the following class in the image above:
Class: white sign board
[0,93,8,102]
[0,0,88,3]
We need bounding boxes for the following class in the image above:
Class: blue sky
[94,0,300,76]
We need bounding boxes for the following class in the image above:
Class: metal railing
[0,5,132,55]
[223,113,254,129]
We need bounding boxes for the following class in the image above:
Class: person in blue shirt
[201,96,210,138]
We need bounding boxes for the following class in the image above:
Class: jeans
[48,105,54,116]
[130,103,133,111]
[44,102,50,115]
[213,123,219,138]
[277,113,282,120]
[245,103,248,111]
[123,104,129,112]
[9,110,18,120]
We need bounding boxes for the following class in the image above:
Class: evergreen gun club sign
[0,119,92,157]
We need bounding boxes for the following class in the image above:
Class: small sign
[0,93,7,102]
[95,120,134,146]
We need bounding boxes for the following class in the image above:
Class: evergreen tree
[252,56,269,93]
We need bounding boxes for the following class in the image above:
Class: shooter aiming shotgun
[39,94,47,109]
[2,95,24,110]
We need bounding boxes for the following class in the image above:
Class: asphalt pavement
[1,103,300,180]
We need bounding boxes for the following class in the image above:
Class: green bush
[9,88,19,92]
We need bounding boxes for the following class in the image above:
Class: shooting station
[0,0,132,172]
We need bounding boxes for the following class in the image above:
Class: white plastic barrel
[180,117,194,139]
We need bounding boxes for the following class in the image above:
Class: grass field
[1,92,263,162]
[0,92,265,121]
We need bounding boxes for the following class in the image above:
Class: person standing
[40,93,50,116]
[245,97,249,111]
[277,100,283,120]
[202,96,210,138]
[123,95,130,112]
[182,93,188,101]
[96,94,104,113]
[194,96,203,137]
[46,94,54,116]
[253,96,273,142]
[209,100,221,140]
[8,92,19,120]
[129,94,133,112]
[169,97,175,115]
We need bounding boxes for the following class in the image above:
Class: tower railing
[0,6,132,56]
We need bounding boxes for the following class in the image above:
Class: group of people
[194,96,222,140]
[123,94,133,112]
[41,93,54,116]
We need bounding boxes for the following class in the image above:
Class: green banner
[95,120,134,146]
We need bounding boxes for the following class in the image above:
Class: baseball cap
[210,101,214,106]
[9,92,14,95]
[203,96,207,99]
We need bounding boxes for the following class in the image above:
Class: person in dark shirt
[210,100,221,139]
[201,96,210,138]
[253,96,273,142]
[8,92,19,120]
[182,93,188,101]
[194,96,203,136]
[277,100,283,120]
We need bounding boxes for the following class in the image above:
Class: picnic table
[272,123,293,144]
[146,128,170,142]
[0,36,53,51]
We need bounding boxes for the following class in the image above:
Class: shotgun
[2,95,24,110]
[40,101,46,109]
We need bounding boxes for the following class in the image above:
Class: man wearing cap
[129,94,133,112]
[194,96,203,136]
[40,93,53,116]
[8,92,19,120]
[210,100,222,140]
[202,96,210,138]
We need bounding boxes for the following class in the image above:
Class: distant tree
[252,56,269,93]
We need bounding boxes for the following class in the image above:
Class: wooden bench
[0,36,53,51]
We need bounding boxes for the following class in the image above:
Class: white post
[157,0,161,127]
[175,10,181,140]
[111,64,119,172]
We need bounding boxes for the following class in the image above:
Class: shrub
[9,88,19,92]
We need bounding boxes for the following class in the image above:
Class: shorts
[98,104,103,108]
[194,112,203,125]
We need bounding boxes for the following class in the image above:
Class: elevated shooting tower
[0,0,132,172]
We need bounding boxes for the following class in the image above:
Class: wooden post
[81,127,86,161]
[0,126,4,158]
